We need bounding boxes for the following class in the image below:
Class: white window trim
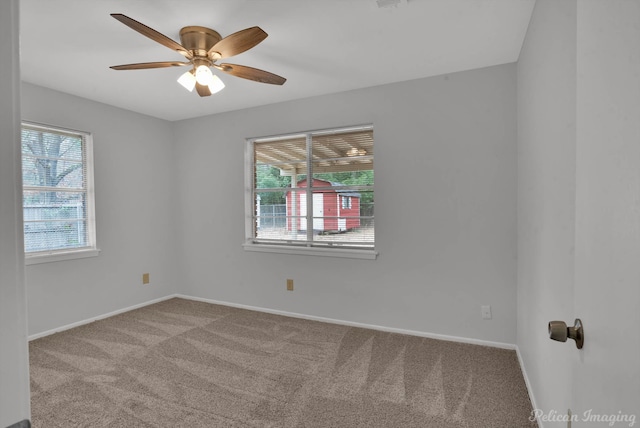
[242,243,377,259]
[244,124,377,259]
[22,121,99,264]
[25,248,101,265]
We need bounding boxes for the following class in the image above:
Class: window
[245,125,375,259]
[21,122,98,263]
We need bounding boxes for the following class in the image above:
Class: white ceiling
[20,0,535,122]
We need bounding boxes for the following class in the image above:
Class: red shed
[286,178,361,232]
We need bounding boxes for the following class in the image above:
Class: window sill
[25,248,101,265]
[242,243,378,260]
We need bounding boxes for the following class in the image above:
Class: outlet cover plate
[481,305,492,320]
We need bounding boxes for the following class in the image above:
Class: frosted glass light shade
[207,75,225,94]
[195,65,213,85]
[177,68,224,95]
[177,71,196,92]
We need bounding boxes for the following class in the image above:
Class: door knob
[548,318,584,349]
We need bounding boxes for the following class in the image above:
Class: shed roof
[290,178,361,198]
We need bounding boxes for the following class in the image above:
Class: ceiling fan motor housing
[179,26,222,60]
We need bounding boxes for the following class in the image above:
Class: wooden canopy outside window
[254,129,373,176]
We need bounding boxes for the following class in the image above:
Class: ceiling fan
[109,13,286,97]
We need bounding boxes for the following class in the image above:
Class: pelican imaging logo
[530,409,636,427]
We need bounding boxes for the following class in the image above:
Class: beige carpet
[29,298,537,427]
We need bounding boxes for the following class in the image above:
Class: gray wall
[22,84,179,335]
[21,64,517,345]
[174,64,518,344]
[0,1,31,425]
[517,0,576,422]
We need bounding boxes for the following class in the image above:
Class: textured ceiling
[20,0,535,121]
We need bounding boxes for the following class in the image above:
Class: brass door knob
[548,319,584,349]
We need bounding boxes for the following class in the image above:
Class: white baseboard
[176,294,517,350]
[28,294,179,341]
[516,345,542,428]
[29,292,517,352]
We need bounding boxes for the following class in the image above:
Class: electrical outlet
[481,305,492,320]
[142,273,150,285]
[286,279,293,291]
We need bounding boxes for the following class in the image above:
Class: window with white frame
[342,196,352,209]
[245,125,375,258]
[21,123,98,261]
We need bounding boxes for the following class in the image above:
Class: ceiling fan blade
[217,63,286,85]
[110,61,191,70]
[208,27,267,59]
[195,83,212,97]
[111,13,191,59]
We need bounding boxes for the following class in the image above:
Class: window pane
[23,220,87,252]
[23,190,88,252]
[311,130,373,175]
[21,128,85,190]
[255,221,308,242]
[22,156,84,188]
[254,137,307,180]
[312,170,374,187]
[23,189,86,213]
[254,164,293,190]
[313,189,374,246]
[313,218,375,247]
[23,190,86,220]
[255,190,307,241]
[21,128,83,161]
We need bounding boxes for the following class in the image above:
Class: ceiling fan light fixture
[109,14,286,98]
[177,70,197,92]
[195,64,214,86]
[207,75,225,94]
[347,147,367,157]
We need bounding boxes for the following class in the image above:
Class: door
[312,193,324,230]
[571,2,640,425]
[299,193,306,230]
[299,193,324,231]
